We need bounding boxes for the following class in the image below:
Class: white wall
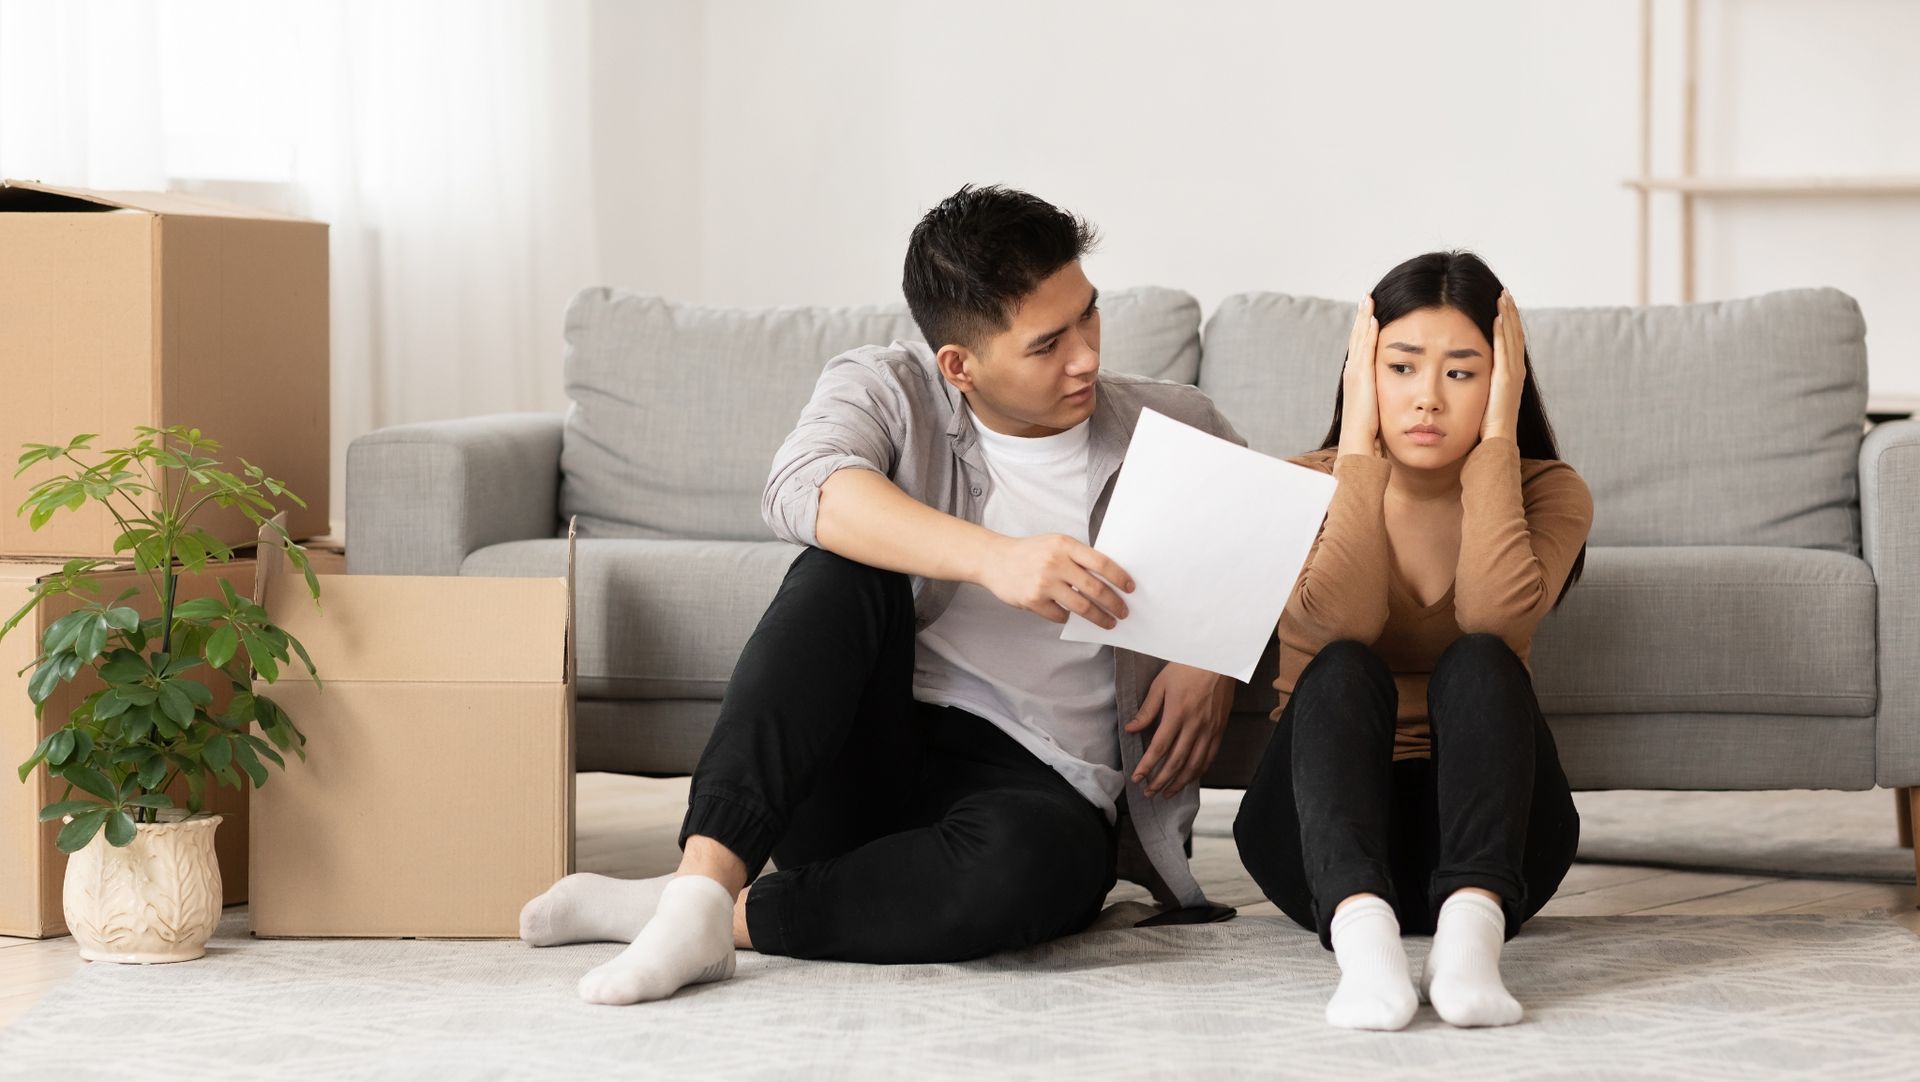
[591,0,1920,398]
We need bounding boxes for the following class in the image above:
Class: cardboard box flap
[254,520,576,685]
[268,576,566,684]
[0,179,314,222]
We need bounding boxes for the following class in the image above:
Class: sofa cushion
[1225,545,1876,723]
[1200,288,1868,552]
[1529,546,1877,717]
[462,538,803,700]
[559,286,1203,543]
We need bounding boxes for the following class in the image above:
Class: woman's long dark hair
[1320,250,1585,604]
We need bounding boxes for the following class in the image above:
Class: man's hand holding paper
[1061,408,1339,684]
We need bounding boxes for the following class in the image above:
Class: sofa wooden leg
[1902,788,1915,850]
[1907,790,1920,897]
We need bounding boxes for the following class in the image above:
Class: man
[521,185,1246,1005]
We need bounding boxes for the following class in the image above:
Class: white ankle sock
[520,872,676,946]
[1421,891,1523,1027]
[1325,896,1418,1031]
[576,874,737,1005]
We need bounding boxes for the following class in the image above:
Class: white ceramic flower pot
[62,812,223,964]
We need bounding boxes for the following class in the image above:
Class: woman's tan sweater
[1273,437,1595,760]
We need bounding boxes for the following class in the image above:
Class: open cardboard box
[0,556,256,938]
[246,521,576,938]
[0,179,330,557]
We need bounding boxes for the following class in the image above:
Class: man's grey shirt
[763,339,1248,909]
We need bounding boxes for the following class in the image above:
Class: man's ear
[936,344,976,394]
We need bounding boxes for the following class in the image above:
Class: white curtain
[0,0,600,536]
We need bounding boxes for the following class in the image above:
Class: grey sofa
[348,285,1920,861]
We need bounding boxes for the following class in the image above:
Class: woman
[1233,251,1592,1031]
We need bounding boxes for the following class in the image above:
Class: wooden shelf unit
[1631,0,1920,303]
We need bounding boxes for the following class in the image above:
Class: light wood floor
[6,776,1917,1030]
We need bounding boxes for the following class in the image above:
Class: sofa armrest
[1863,418,1920,786]
[345,412,565,575]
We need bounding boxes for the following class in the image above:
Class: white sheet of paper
[1059,408,1338,683]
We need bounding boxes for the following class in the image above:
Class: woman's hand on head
[1482,290,1527,443]
[1338,295,1382,460]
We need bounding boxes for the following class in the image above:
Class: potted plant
[4,426,321,963]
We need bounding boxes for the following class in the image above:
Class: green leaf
[104,810,136,847]
[132,534,169,572]
[161,654,201,677]
[76,614,109,662]
[122,707,155,743]
[137,755,168,790]
[47,729,75,766]
[223,689,256,724]
[171,598,225,621]
[243,633,279,682]
[26,660,64,705]
[176,678,213,706]
[203,735,232,772]
[174,532,207,571]
[242,732,286,769]
[60,764,117,802]
[37,799,102,822]
[103,606,141,633]
[285,632,318,684]
[42,611,90,655]
[98,648,149,684]
[119,685,158,707]
[205,625,238,669]
[111,527,155,555]
[183,768,206,813]
[56,810,108,853]
[156,683,193,727]
[67,727,92,764]
[124,793,172,810]
[92,688,133,720]
[231,738,268,787]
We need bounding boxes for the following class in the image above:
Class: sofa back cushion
[1199,287,1868,552]
[560,286,1202,541]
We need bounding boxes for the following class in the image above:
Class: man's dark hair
[902,184,1098,352]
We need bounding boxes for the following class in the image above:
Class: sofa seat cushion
[463,538,803,700]
[1529,546,1877,717]
[1226,545,1876,721]
[559,286,1204,544]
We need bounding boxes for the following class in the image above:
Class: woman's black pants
[678,547,1117,964]
[1232,635,1580,949]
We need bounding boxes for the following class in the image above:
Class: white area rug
[2,906,1917,1080]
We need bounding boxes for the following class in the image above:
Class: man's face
[939,261,1101,437]
[1372,304,1491,469]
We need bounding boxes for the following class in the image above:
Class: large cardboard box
[247,528,576,938]
[0,557,256,938]
[0,179,329,557]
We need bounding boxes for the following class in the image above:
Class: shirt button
[970,486,982,496]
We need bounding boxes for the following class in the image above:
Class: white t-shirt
[912,413,1124,820]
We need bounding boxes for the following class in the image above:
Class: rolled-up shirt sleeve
[762,354,907,547]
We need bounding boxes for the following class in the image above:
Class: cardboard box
[299,535,347,576]
[0,557,256,938]
[0,179,330,557]
[247,526,576,938]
